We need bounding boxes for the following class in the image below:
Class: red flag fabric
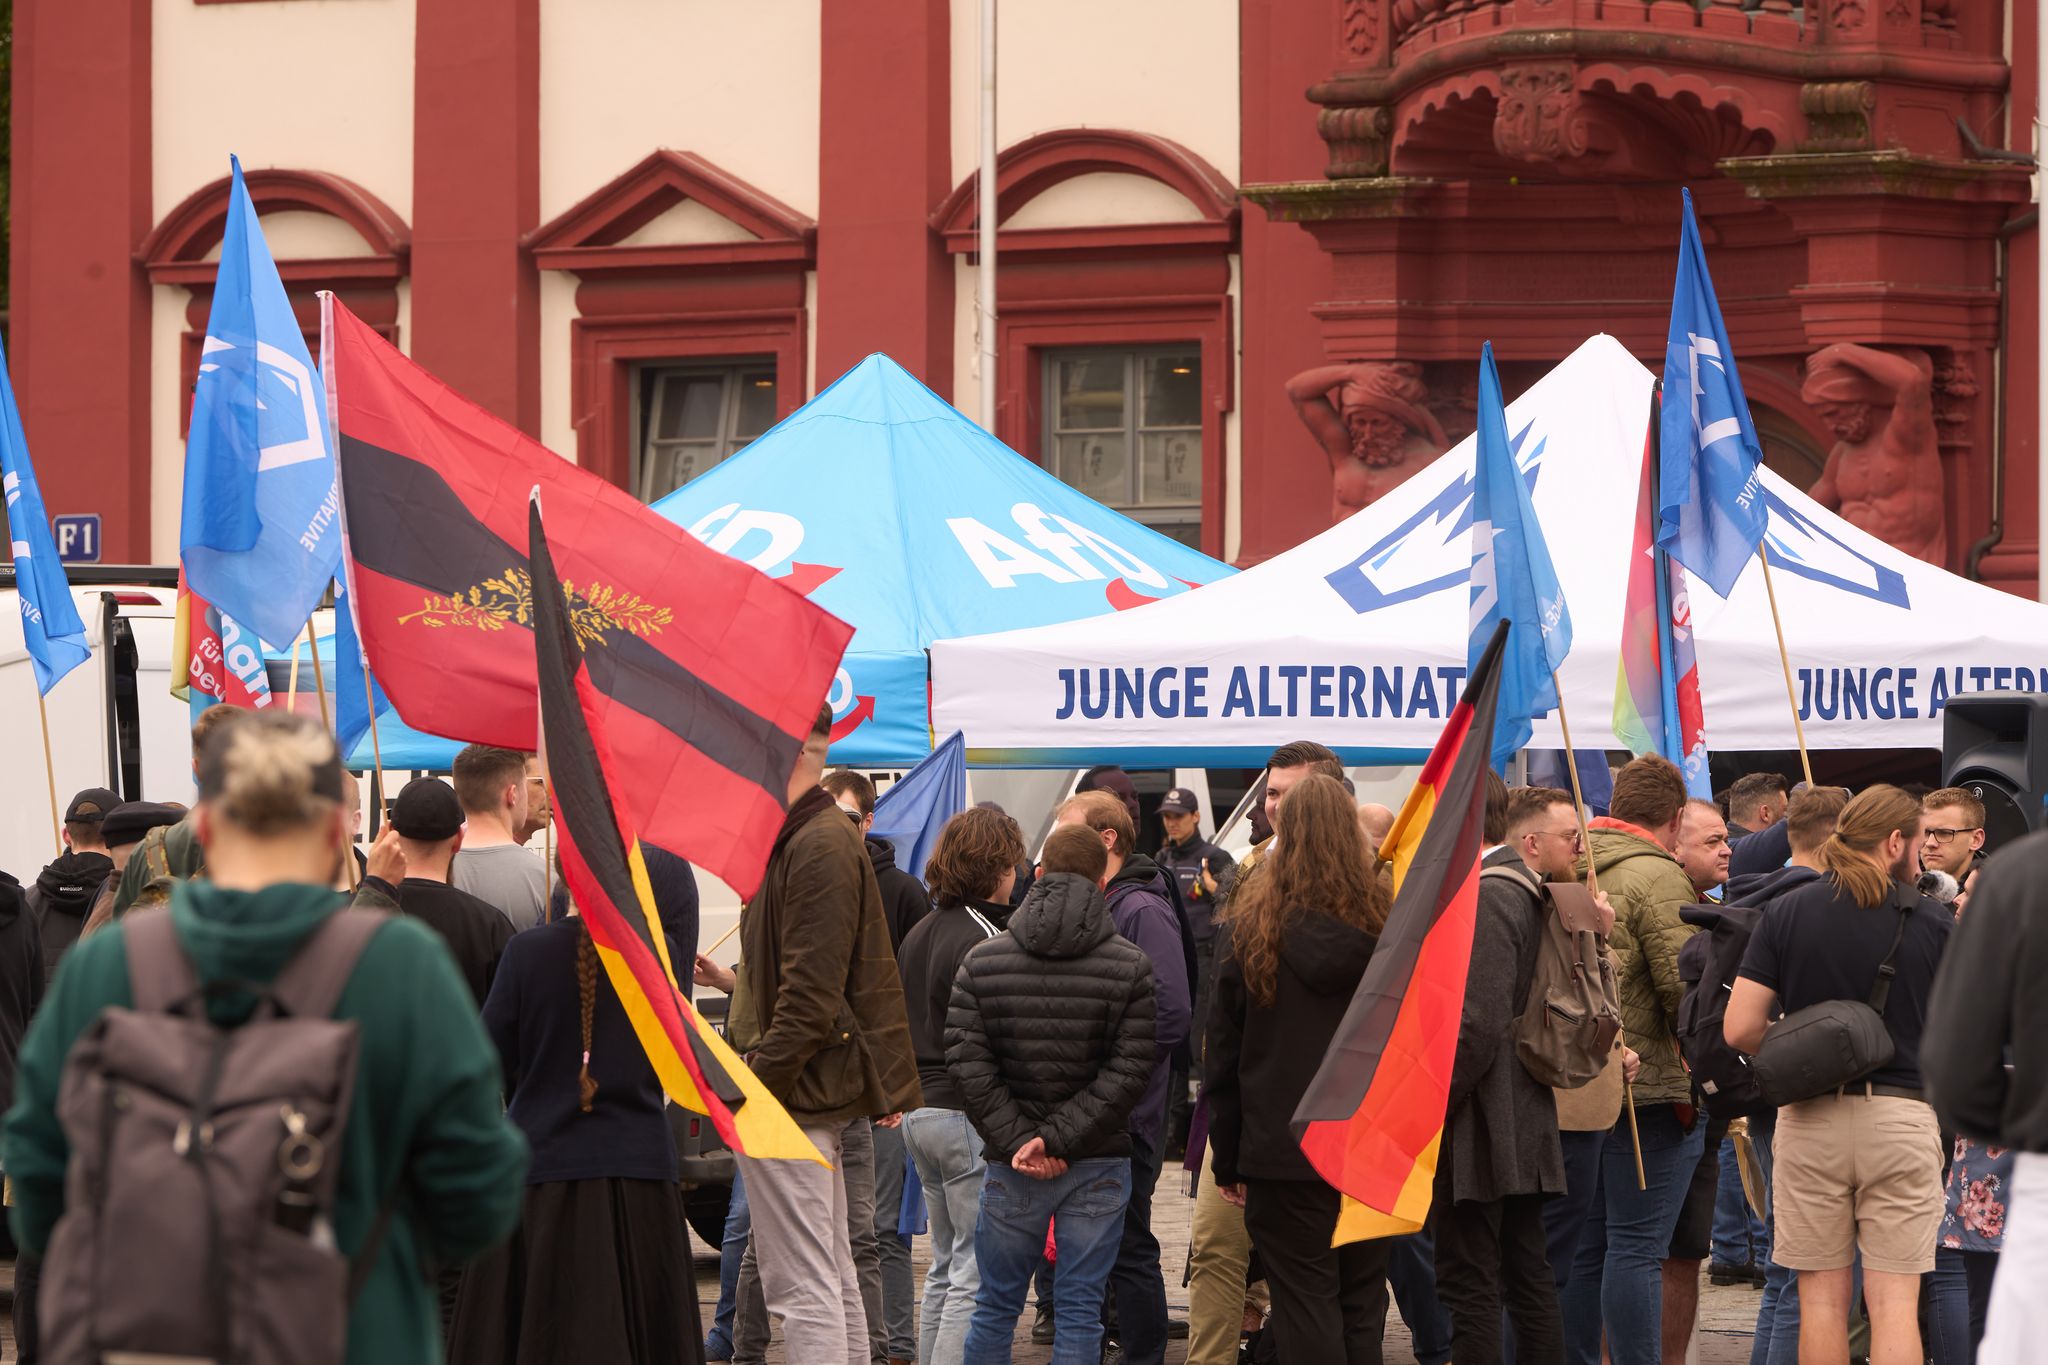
[325,296,851,897]
[532,496,823,1165]
[1291,620,1509,1241]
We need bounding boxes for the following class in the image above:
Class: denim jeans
[905,1107,987,1365]
[963,1156,1131,1365]
[1747,1116,1800,1365]
[1558,1105,1706,1365]
[706,1171,751,1360]
[1388,1229,1454,1365]
[872,1119,917,1360]
[1928,1246,1997,1365]
[1712,1133,1766,1266]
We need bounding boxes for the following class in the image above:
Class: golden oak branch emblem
[399,568,672,649]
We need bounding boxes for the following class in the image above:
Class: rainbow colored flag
[1615,394,1712,798]
[1294,620,1507,1243]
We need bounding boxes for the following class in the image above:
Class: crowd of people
[0,703,2040,1365]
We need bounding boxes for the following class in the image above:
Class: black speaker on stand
[1940,693,2048,852]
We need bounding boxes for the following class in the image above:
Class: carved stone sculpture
[1286,361,1451,523]
[1803,343,1946,565]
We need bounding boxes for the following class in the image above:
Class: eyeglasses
[1921,826,1981,845]
[1535,828,1583,848]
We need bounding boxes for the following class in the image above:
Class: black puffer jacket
[946,871,1156,1164]
[1206,908,1378,1185]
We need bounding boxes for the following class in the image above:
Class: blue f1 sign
[54,514,101,564]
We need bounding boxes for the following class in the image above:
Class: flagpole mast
[1550,677,1644,1188]
[287,624,305,714]
[306,618,335,732]
[1547,678,1600,900]
[1755,545,1814,787]
[360,661,386,806]
[36,691,61,855]
[976,0,998,430]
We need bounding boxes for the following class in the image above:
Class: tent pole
[976,0,998,431]
[1754,545,1814,786]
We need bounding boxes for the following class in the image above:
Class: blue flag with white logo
[0,336,91,695]
[869,730,967,883]
[1659,188,1767,600]
[180,156,342,648]
[1469,342,1572,772]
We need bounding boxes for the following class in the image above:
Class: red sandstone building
[11,0,2040,597]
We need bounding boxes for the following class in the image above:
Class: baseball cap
[64,788,122,824]
[391,777,466,842]
[100,802,181,849]
[1159,787,1199,815]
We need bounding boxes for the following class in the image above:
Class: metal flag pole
[1754,544,1815,786]
[976,0,998,430]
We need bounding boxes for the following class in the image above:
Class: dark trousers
[1542,1130,1607,1293]
[13,1250,38,1365]
[1435,1190,1564,1365]
[1243,1177,1392,1365]
[1104,1132,1168,1365]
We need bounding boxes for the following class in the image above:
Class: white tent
[933,335,2048,767]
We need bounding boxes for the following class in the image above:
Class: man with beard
[1286,361,1451,522]
[1804,343,1944,564]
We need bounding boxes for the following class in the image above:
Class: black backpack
[1674,898,1772,1118]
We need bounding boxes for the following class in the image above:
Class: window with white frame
[633,359,778,502]
[1044,348,1202,548]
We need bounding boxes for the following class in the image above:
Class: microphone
[1916,868,1960,905]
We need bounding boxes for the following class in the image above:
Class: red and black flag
[534,495,823,1165]
[1293,619,1509,1242]
[323,295,852,897]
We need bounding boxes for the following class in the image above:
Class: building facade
[11,0,2039,596]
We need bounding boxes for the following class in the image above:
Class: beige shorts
[1771,1091,1945,1274]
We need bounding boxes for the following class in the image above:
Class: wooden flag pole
[1755,544,1814,787]
[359,659,386,800]
[1548,674,1600,899]
[543,822,554,913]
[287,625,305,715]
[704,918,742,958]
[306,620,335,732]
[1549,676,1642,1188]
[36,691,62,856]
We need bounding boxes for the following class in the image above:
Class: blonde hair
[202,712,343,837]
[1818,785,1922,909]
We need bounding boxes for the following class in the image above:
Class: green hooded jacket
[1585,821,1701,1108]
[3,879,529,1365]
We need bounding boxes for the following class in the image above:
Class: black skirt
[449,1177,704,1365]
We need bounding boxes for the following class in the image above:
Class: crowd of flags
[1,156,1777,1205]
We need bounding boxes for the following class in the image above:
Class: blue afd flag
[1469,342,1572,773]
[181,156,342,648]
[869,730,967,883]
[0,337,91,695]
[1659,188,1766,600]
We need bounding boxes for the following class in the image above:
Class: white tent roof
[933,335,2048,766]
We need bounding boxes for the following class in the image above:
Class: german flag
[323,295,851,898]
[1293,619,1508,1242]
[533,495,824,1165]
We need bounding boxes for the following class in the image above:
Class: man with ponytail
[1725,785,1952,1365]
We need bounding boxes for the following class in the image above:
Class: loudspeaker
[1940,692,2048,850]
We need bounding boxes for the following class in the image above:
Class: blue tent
[651,354,1232,764]
[264,634,463,770]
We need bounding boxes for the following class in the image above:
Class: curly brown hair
[925,807,1026,907]
[1223,773,1386,1006]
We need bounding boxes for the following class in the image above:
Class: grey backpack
[40,907,390,1365]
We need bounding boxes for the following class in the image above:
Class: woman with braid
[449,887,697,1363]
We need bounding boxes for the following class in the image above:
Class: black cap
[391,777,466,842]
[100,802,182,848]
[64,788,123,824]
[1158,787,1199,815]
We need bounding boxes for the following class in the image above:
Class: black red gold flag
[1292,619,1509,1242]
[533,496,823,1165]
[324,295,852,897]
